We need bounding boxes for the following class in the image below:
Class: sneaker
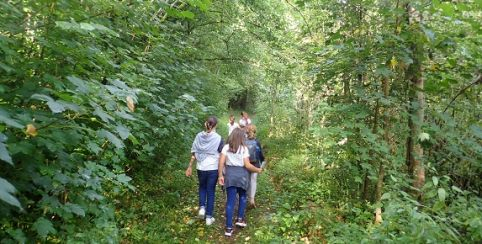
[224,228,234,237]
[198,207,205,218]
[235,218,247,228]
[206,216,215,226]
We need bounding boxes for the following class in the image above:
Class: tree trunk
[405,3,426,196]
[375,77,390,224]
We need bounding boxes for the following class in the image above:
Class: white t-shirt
[221,144,249,167]
[227,122,239,135]
[197,154,219,171]
[239,118,251,127]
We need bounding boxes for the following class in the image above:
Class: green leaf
[31,94,66,113]
[79,22,95,31]
[439,3,454,16]
[0,133,13,165]
[67,76,89,94]
[97,129,124,149]
[0,109,23,128]
[7,228,26,243]
[432,176,439,186]
[116,174,132,185]
[115,124,130,140]
[0,62,14,73]
[0,141,12,165]
[64,203,85,217]
[0,177,21,209]
[46,101,66,113]
[438,188,446,202]
[32,217,57,238]
[381,193,391,200]
[93,107,114,123]
[451,185,463,193]
[181,94,196,102]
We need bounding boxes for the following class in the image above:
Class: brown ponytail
[205,116,218,132]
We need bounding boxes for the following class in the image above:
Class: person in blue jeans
[185,116,224,226]
[218,128,262,237]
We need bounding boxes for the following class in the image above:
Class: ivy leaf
[0,177,21,209]
[32,217,57,238]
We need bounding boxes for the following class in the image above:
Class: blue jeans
[225,186,247,228]
[197,170,218,217]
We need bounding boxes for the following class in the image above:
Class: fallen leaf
[26,124,38,137]
[126,96,135,112]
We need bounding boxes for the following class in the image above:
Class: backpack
[245,139,259,163]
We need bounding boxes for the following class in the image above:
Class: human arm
[218,153,226,185]
[185,153,195,177]
[244,157,262,173]
[256,140,265,162]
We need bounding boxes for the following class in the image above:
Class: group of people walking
[185,111,265,237]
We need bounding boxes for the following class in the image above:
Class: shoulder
[221,144,229,153]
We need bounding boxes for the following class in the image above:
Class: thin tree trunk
[405,3,426,196]
[375,77,390,224]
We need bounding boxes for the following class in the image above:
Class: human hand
[218,176,224,185]
[185,166,192,177]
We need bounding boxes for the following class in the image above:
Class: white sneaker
[198,207,205,218]
[206,216,215,226]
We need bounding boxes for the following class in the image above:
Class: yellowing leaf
[390,56,398,70]
[126,96,135,112]
[26,124,38,137]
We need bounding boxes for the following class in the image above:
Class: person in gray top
[218,128,262,237]
[186,116,223,226]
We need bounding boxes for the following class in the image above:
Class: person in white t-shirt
[227,114,239,136]
[238,111,251,128]
[185,116,224,226]
[218,128,262,237]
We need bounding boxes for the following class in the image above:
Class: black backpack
[245,139,259,163]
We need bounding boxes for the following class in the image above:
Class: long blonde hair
[246,124,256,140]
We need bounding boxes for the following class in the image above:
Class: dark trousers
[225,186,247,228]
[197,169,218,217]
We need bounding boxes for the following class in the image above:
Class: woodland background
[0,0,481,242]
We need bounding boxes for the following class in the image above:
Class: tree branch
[284,0,313,38]
[443,74,482,113]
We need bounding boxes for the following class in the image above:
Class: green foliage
[0,0,480,242]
